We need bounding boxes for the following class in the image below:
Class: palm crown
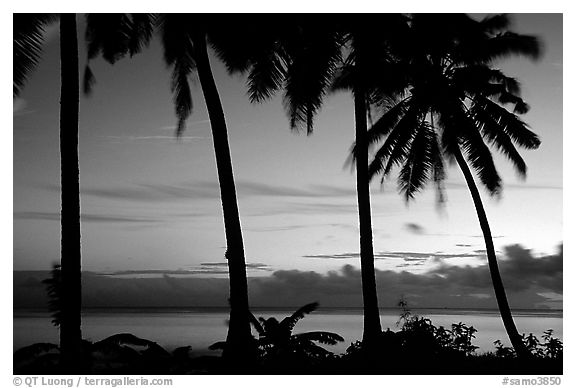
[209,16,344,134]
[365,14,541,201]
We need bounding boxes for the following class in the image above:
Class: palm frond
[366,97,410,145]
[249,311,265,336]
[453,66,530,114]
[367,104,420,180]
[209,16,281,75]
[282,25,343,133]
[85,14,133,64]
[430,123,447,206]
[466,32,541,64]
[13,13,57,97]
[280,302,319,331]
[453,66,521,96]
[397,122,440,201]
[457,113,502,196]
[470,103,529,177]
[476,97,540,149]
[157,14,196,136]
[246,48,286,103]
[479,14,511,34]
[83,14,154,96]
[128,14,155,56]
[293,331,344,345]
[82,65,96,95]
[331,64,357,93]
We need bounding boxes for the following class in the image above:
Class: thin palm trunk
[193,34,254,364]
[354,88,382,345]
[58,13,83,371]
[453,147,529,358]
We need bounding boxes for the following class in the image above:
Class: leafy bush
[14,333,189,374]
[493,329,563,359]
[209,302,344,369]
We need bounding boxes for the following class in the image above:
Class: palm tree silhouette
[365,14,541,358]
[330,16,411,346]
[156,15,255,364]
[83,14,256,364]
[14,13,83,371]
[82,14,256,364]
[210,16,413,346]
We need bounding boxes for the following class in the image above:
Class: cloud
[102,269,230,276]
[303,252,359,260]
[40,180,361,203]
[304,250,483,262]
[14,244,562,310]
[405,222,426,235]
[199,262,273,271]
[103,135,208,143]
[159,120,210,131]
[14,211,159,224]
[444,181,562,191]
[100,262,273,277]
[257,245,563,309]
[244,224,313,232]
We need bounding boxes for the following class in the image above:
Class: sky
[11,13,563,309]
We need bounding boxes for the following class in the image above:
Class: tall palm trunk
[58,13,83,371]
[354,88,382,345]
[453,147,529,358]
[193,34,254,364]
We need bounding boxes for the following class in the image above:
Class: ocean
[13,308,562,355]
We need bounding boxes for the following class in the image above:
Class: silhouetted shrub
[210,302,344,371]
[492,329,563,360]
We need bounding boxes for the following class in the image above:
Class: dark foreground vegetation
[14,13,561,374]
[14,303,562,375]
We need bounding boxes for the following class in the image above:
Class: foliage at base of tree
[14,307,562,375]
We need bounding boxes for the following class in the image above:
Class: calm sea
[13,308,562,355]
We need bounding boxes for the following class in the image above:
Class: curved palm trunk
[193,34,254,365]
[354,89,382,345]
[453,147,529,358]
[59,13,83,371]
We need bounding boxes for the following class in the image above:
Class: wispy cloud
[14,211,160,224]
[99,262,273,277]
[103,135,208,143]
[159,119,211,131]
[444,181,562,191]
[303,250,484,261]
[404,222,426,235]
[199,262,272,271]
[41,180,361,203]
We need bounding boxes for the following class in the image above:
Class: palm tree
[210,15,411,347]
[330,17,410,346]
[14,13,83,370]
[365,14,541,358]
[158,15,255,363]
[82,14,256,364]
